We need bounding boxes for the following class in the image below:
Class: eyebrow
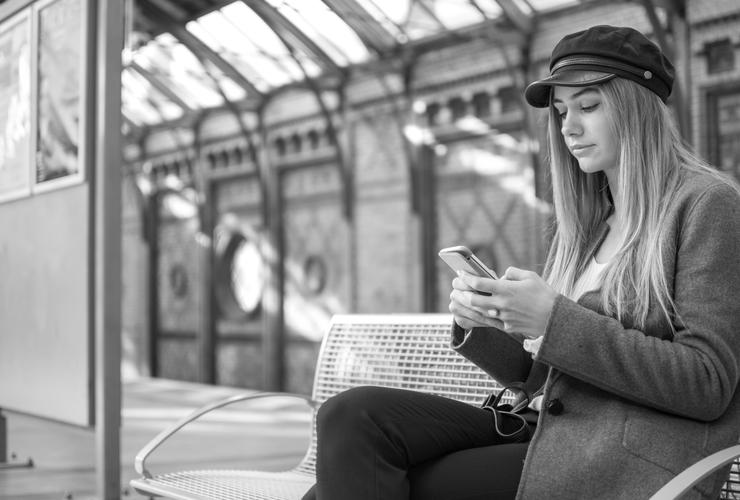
[552,87,600,104]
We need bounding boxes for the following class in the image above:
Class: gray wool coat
[452,171,740,499]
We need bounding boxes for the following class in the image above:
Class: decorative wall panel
[282,163,349,338]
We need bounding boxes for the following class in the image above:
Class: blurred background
[113,0,740,395]
[2,0,740,497]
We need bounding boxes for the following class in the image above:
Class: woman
[303,25,740,500]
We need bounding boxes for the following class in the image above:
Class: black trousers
[302,386,530,500]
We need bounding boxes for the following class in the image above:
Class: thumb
[501,266,529,281]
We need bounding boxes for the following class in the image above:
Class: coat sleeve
[450,322,533,385]
[536,182,740,421]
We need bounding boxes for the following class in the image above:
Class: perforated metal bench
[130,314,740,500]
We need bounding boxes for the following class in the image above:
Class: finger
[449,301,483,327]
[468,292,501,310]
[458,271,505,295]
[501,266,534,281]
[450,300,503,329]
[450,289,478,308]
[451,276,476,292]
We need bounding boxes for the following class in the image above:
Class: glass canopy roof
[124,0,580,130]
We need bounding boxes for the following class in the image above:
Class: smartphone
[438,246,498,279]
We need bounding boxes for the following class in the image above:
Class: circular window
[230,239,264,314]
[215,230,264,320]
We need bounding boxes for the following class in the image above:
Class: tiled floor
[0,378,312,499]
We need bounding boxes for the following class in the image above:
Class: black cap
[524,25,675,108]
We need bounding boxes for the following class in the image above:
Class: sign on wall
[0,9,32,203]
[33,0,86,191]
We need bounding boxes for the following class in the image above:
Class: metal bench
[130,313,740,500]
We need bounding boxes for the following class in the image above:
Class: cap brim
[524,71,616,108]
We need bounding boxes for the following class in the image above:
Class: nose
[560,112,581,137]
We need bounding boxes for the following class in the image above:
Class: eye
[581,102,600,113]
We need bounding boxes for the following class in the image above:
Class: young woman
[302,25,740,500]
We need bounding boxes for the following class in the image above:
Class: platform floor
[0,378,312,500]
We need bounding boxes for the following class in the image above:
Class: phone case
[438,246,497,279]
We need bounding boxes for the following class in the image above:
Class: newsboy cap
[525,25,675,107]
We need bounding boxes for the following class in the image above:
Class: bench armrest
[134,391,317,478]
[649,444,740,500]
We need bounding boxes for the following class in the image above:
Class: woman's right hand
[448,272,505,331]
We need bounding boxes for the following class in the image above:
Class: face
[552,85,619,176]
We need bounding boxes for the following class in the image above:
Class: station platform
[0,378,312,499]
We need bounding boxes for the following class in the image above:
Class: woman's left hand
[458,266,559,339]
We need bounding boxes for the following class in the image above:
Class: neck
[605,169,621,219]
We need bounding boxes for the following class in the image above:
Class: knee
[316,386,384,434]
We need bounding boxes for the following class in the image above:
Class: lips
[570,144,593,155]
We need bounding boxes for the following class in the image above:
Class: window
[472,92,491,118]
[715,91,740,179]
[307,129,320,149]
[498,86,520,114]
[426,102,440,126]
[290,133,302,153]
[705,39,735,74]
[274,137,287,156]
[448,96,467,121]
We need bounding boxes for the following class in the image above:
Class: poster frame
[30,0,88,193]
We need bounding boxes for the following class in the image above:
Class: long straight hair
[543,78,736,330]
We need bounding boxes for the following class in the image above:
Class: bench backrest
[295,314,504,474]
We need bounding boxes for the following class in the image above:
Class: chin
[577,163,603,174]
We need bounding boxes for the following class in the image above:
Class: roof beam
[408,18,525,56]
[139,0,263,100]
[492,0,533,33]
[321,0,398,54]
[414,0,447,30]
[127,61,193,111]
[242,0,342,75]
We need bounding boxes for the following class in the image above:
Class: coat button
[546,398,563,415]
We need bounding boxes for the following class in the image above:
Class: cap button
[644,70,652,80]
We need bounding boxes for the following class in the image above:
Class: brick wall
[351,106,421,313]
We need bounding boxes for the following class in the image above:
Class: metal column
[94,0,123,497]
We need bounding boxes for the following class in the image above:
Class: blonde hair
[543,78,736,330]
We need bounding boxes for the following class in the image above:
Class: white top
[569,256,609,302]
[523,257,608,356]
